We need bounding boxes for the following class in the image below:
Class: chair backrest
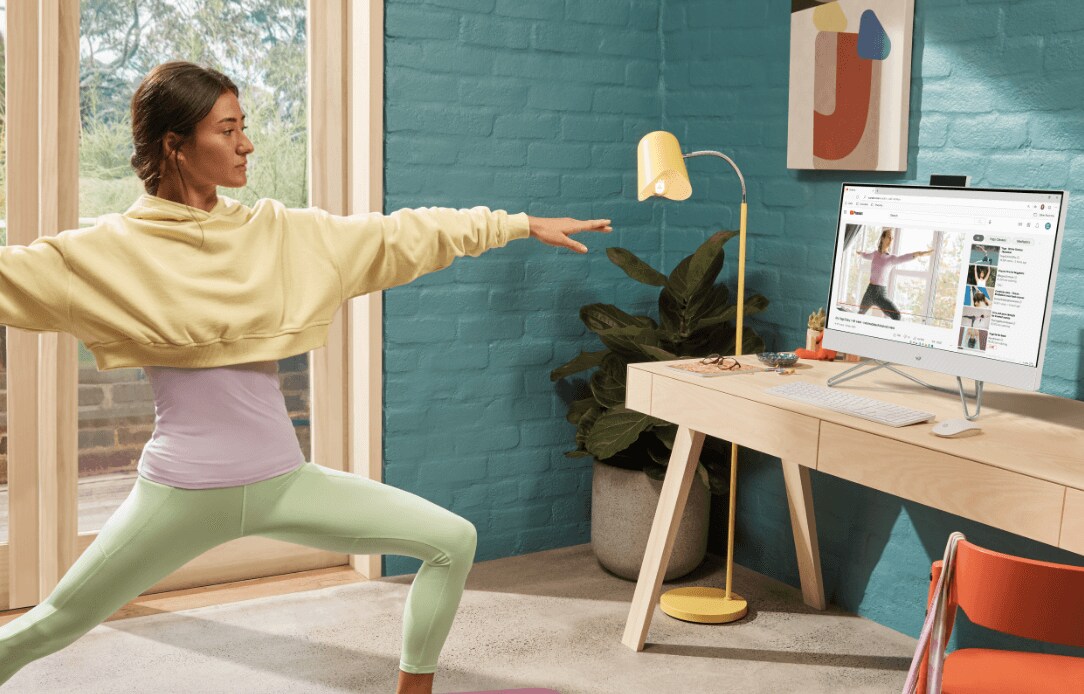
[953,539,1084,648]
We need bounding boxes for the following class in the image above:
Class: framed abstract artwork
[787,0,916,171]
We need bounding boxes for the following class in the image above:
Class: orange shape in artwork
[813,32,872,161]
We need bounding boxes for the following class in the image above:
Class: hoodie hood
[123,193,247,223]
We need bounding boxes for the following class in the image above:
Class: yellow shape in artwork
[813,2,847,32]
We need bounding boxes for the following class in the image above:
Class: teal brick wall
[382,0,663,576]
[381,0,1084,653]
[662,0,1084,650]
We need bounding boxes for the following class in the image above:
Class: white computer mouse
[931,419,983,438]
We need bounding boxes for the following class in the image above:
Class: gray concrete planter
[590,459,710,581]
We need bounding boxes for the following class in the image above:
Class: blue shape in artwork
[857,9,891,60]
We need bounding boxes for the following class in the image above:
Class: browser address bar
[869,204,1034,219]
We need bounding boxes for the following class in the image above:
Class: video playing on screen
[826,185,1064,371]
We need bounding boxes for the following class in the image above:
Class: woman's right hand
[527,216,612,254]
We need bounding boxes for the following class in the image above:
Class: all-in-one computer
[772,183,1068,426]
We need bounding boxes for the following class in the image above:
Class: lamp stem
[724,201,748,601]
[683,151,747,203]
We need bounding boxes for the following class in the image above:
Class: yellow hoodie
[0,194,530,370]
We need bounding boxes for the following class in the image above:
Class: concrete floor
[6,544,917,693]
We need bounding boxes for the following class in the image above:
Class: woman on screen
[855,228,933,320]
[971,286,991,308]
[976,265,990,288]
[0,61,611,694]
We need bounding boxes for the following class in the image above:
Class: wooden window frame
[2,0,384,610]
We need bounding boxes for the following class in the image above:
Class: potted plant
[550,230,769,580]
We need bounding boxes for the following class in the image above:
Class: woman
[972,264,990,288]
[971,285,991,308]
[854,228,933,320]
[0,62,610,694]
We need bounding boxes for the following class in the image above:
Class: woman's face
[166,91,254,191]
[879,231,893,252]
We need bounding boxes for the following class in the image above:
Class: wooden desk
[620,358,1084,651]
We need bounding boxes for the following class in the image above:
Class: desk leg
[621,425,706,651]
[781,460,826,610]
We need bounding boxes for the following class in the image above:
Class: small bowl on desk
[756,352,799,368]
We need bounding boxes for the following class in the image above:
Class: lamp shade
[637,130,692,201]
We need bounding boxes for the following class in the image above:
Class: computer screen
[822,183,1068,391]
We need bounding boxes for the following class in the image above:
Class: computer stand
[826,359,984,420]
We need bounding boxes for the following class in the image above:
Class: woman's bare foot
[396,670,434,694]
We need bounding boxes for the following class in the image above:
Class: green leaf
[651,423,677,449]
[640,344,678,361]
[550,349,608,381]
[646,433,674,466]
[606,247,667,286]
[658,286,684,337]
[586,405,667,460]
[589,353,628,409]
[693,294,770,331]
[575,406,602,450]
[580,303,655,334]
[595,325,663,361]
[666,231,737,303]
[565,395,596,425]
[686,282,731,331]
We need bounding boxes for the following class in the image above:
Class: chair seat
[942,648,1084,694]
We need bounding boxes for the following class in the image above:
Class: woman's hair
[129,61,239,195]
[877,228,893,253]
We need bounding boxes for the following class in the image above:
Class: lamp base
[659,587,748,624]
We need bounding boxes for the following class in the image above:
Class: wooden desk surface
[621,357,1084,649]
[627,358,1084,491]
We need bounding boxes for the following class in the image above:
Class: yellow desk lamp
[636,130,749,624]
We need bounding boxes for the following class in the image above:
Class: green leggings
[0,462,477,684]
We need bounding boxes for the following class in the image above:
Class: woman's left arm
[298,205,610,300]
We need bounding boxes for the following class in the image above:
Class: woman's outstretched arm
[0,235,73,334]
[297,205,610,301]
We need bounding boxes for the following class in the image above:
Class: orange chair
[903,532,1084,694]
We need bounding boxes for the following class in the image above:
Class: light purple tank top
[137,362,306,489]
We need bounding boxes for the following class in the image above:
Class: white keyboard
[764,381,934,427]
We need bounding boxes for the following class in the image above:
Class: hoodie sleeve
[0,235,72,333]
[301,205,531,300]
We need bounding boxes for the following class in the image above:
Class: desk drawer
[1060,488,1084,554]
[648,375,818,467]
[818,423,1064,546]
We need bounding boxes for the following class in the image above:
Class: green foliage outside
[0,0,308,232]
[0,1,308,362]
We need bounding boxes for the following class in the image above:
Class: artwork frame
[787,0,916,171]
